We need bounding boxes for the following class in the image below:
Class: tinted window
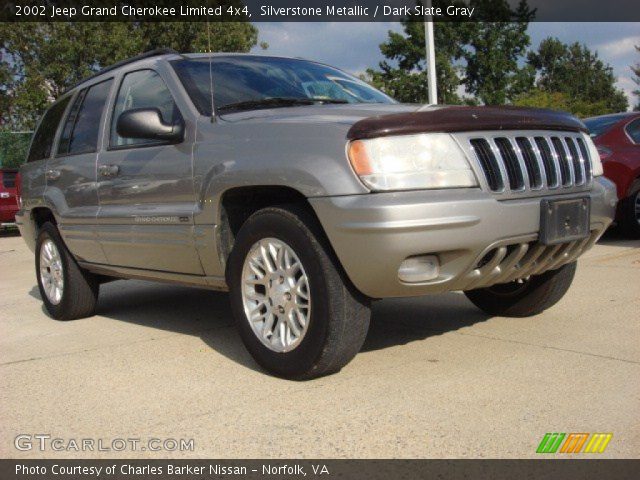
[583,114,631,138]
[2,171,17,188]
[171,56,395,115]
[27,96,71,162]
[57,90,86,155]
[110,70,179,148]
[625,118,640,143]
[58,79,113,156]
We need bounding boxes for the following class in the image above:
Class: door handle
[45,169,61,181]
[99,164,120,177]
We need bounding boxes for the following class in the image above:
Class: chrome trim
[455,130,594,199]
[462,230,600,291]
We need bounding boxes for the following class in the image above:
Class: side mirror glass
[116,108,184,143]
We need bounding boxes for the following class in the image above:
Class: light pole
[424,0,438,104]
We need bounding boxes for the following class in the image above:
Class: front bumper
[310,177,617,298]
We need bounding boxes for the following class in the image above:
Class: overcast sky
[250,22,640,109]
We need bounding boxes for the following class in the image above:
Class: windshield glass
[583,114,630,138]
[171,55,395,115]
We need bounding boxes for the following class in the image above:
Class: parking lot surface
[1,230,638,458]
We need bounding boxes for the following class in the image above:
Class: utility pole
[424,0,438,104]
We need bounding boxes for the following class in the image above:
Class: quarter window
[27,96,71,162]
[110,70,180,148]
[626,118,640,144]
[57,79,113,156]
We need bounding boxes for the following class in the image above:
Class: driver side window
[110,69,180,148]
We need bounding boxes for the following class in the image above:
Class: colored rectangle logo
[536,433,612,454]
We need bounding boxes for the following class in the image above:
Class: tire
[226,206,371,380]
[619,181,640,239]
[35,222,99,320]
[464,261,577,317]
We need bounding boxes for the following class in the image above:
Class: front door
[96,68,202,274]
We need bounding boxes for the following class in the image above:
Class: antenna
[207,20,216,123]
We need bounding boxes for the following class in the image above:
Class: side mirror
[116,108,184,143]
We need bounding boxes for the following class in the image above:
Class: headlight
[347,133,478,191]
[580,132,604,177]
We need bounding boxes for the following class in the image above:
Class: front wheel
[464,261,577,317]
[226,206,371,380]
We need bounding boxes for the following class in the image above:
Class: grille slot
[468,132,593,195]
[515,137,542,189]
[564,137,584,185]
[575,137,593,182]
[494,138,524,190]
[550,137,572,187]
[470,139,504,191]
[534,137,559,188]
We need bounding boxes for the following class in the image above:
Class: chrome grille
[464,132,593,195]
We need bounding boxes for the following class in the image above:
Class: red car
[0,168,20,228]
[584,112,640,238]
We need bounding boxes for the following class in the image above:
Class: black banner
[1,0,640,22]
[1,459,639,480]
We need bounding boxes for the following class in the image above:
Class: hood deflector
[347,105,588,140]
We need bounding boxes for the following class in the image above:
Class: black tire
[226,206,371,380]
[35,222,99,320]
[619,181,640,239]
[464,261,577,317]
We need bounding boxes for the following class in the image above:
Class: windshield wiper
[216,97,349,113]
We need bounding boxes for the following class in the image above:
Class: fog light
[398,255,440,283]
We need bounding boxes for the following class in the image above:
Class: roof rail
[66,48,179,92]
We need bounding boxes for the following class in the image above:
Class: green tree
[367,0,535,105]
[0,132,31,168]
[366,1,470,104]
[527,37,628,115]
[461,0,536,104]
[512,88,616,118]
[0,21,260,131]
[632,45,640,111]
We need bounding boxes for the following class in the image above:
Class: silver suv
[17,50,617,379]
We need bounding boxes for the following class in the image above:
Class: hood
[218,103,587,138]
[217,103,419,126]
[347,105,587,140]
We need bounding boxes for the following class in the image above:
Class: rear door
[96,68,202,274]
[45,78,114,263]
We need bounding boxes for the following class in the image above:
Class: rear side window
[110,69,180,148]
[27,96,71,162]
[2,171,17,188]
[626,118,640,143]
[57,79,113,156]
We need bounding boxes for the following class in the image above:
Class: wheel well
[31,207,56,229]
[219,186,318,261]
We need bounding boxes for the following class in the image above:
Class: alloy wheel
[39,239,64,305]
[241,238,311,353]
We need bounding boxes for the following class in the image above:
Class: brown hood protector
[347,105,588,140]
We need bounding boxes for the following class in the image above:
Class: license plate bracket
[539,197,590,245]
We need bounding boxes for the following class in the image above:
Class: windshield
[583,114,630,138]
[171,55,395,115]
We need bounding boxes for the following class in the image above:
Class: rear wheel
[464,261,577,317]
[619,182,640,239]
[226,206,370,380]
[35,222,99,320]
